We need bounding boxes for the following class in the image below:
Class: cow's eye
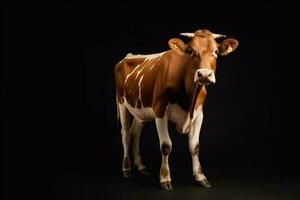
[186,48,194,56]
[212,49,219,57]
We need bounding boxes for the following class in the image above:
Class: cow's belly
[122,98,202,132]
[167,103,202,134]
[123,97,155,121]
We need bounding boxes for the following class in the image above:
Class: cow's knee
[161,142,172,156]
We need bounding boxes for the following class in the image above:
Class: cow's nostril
[197,71,202,78]
[208,72,213,77]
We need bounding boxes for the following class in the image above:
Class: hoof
[123,170,132,178]
[160,181,173,190]
[196,178,211,188]
[138,168,150,176]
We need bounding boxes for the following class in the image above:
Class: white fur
[124,64,141,85]
[125,52,165,60]
[167,103,202,134]
[118,102,131,171]
[137,75,144,107]
[150,63,156,71]
[123,98,155,122]
[118,52,165,64]
[167,104,190,134]
[212,51,218,58]
[188,108,206,181]
[135,65,146,79]
[155,116,172,182]
[130,118,146,170]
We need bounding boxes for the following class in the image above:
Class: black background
[2,2,300,200]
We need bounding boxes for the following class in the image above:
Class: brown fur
[193,143,200,156]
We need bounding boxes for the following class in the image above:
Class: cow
[114,29,238,190]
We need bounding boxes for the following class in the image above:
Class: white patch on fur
[124,64,141,85]
[167,104,190,134]
[118,51,165,65]
[125,52,165,60]
[136,75,144,107]
[130,118,146,170]
[155,116,171,146]
[167,104,202,134]
[118,103,129,132]
[150,63,156,71]
[123,70,154,121]
[135,64,146,79]
[212,51,218,58]
[123,97,155,122]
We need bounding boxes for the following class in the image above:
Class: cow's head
[168,29,238,86]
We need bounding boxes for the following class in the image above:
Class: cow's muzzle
[194,69,216,85]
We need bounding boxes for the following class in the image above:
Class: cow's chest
[167,104,194,134]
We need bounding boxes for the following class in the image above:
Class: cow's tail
[115,94,120,130]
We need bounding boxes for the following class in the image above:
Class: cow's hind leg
[119,103,132,178]
[188,110,211,187]
[130,118,150,176]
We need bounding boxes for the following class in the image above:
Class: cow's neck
[167,53,204,113]
[184,69,202,118]
[183,58,200,96]
[181,57,203,114]
[184,69,196,98]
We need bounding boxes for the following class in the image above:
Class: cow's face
[168,29,238,86]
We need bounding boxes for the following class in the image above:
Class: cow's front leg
[188,109,211,188]
[155,115,173,190]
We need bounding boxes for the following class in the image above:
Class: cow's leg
[118,103,132,178]
[130,118,149,175]
[188,110,211,188]
[155,115,173,190]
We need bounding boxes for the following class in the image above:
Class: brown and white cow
[114,29,238,190]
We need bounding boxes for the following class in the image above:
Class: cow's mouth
[196,80,213,86]
[197,81,213,85]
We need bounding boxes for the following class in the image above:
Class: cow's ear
[218,38,239,56]
[168,38,186,56]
